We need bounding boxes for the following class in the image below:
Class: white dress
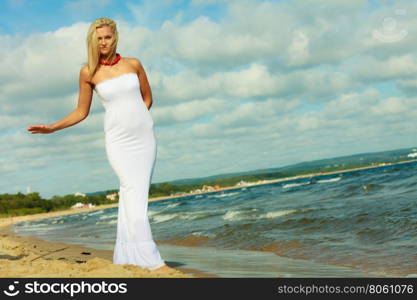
[94,72,165,270]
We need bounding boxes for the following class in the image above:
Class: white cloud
[153,97,226,125]
[288,30,310,66]
[351,55,417,81]
[371,97,409,115]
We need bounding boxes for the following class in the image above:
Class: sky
[1,0,416,199]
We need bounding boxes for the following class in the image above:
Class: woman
[27,17,173,272]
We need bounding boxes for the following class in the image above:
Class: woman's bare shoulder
[124,57,143,71]
[80,64,89,75]
[80,64,92,82]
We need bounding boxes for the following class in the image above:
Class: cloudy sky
[1,0,416,199]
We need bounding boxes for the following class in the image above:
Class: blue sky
[1,0,416,199]
[0,0,228,34]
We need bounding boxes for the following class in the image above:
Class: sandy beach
[0,204,213,278]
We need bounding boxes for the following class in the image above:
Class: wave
[362,183,384,192]
[317,177,342,184]
[148,202,183,216]
[259,210,298,219]
[86,210,104,216]
[14,221,41,228]
[148,210,164,217]
[282,182,310,189]
[151,214,179,223]
[98,214,117,220]
[222,209,296,222]
[151,211,221,223]
[180,212,220,220]
[95,219,117,225]
[222,210,253,221]
[166,202,181,208]
[191,231,217,238]
[213,191,241,198]
[51,219,65,224]
[96,210,221,225]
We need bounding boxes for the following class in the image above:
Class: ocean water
[11,161,417,277]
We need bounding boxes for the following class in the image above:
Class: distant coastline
[1,158,416,221]
[161,158,417,199]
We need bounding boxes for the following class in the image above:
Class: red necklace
[100,53,121,66]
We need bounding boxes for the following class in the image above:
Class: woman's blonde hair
[86,17,119,79]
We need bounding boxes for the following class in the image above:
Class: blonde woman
[27,17,173,272]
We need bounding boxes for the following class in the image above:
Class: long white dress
[94,72,165,270]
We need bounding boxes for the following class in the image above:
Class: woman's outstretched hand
[27,124,55,134]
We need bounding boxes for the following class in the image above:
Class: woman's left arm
[132,58,153,110]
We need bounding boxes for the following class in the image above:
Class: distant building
[201,185,214,192]
[407,152,417,158]
[71,202,95,209]
[74,192,86,197]
[236,180,249,186]
[71,202,84,209]
[106,192,119,201]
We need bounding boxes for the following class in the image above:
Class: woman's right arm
[27,66,93,134]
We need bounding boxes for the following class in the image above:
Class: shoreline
[0,211,216,278]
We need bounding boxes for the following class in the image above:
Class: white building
[236,180,249,186]
[71,202,85,209]
[71,202,95,209]
[106,192,119,201]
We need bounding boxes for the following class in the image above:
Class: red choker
[100,53,121,66]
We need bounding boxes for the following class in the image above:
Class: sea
[10,161,417,277]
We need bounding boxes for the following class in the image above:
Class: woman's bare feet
[153,264,176,272]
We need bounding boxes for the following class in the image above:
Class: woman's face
[96,25,114,56]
